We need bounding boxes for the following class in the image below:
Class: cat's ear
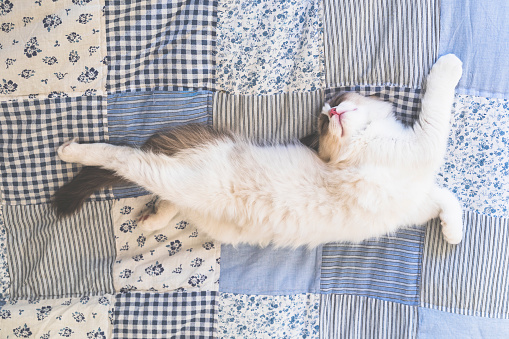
[323,102,331,113]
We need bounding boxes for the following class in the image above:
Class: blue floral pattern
[112,196,221,293]
[216,0,324,95]
[438,95,509,218]
[0,295,113,338]
[219,293,320,338]
[0,206,9,300]
[0,0,106,98]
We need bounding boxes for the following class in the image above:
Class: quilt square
[113,291,218,339]
[216,0,324,95]
[321,226,425,305]
[421,212,509,318]
[437,95,509,218]
[439,0,509,98]
[3,201,115,299]
[218,293,320,338]
[320,294,417,338]
[0,96,111,205]
[0,0,107,98]
[107,90,213,198]
[105,0,217,94]
[0,206,9,300]
[112,197,220,293]
[323,0,438,88]
[219,244,321,295]
[0,295,114,339]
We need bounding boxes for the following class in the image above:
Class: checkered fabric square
[326,86,422,126]
[0,96,111,204]
[105,0,217,94]
[114,291,218,339]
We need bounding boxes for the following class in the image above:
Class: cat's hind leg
[138,199,179,232]
[431,186,464,244]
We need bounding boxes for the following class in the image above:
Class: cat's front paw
[431,54,463,88]
[57,138,82,163]
[440,214,463,245]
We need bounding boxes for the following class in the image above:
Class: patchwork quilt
[1,0,508,337]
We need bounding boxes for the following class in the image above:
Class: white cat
[55,54,464,248]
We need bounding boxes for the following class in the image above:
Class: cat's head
[318,92,394,164]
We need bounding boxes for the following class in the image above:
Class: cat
[54,54,464,248]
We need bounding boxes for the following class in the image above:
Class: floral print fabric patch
[438,95,509,218]
[216,0,324,95]
[0,0,106,98]
[218,293,320,338]
[0,295,114,339]
[112,196,220,293]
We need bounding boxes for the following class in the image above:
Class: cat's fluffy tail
[52,167,128,218]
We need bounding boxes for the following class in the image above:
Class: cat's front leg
[431,186,464,244]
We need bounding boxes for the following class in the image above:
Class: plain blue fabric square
[439,0,509,98]
[418,308,509,339]
[219,244,322,295]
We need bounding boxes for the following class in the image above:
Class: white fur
[58,55,464,248]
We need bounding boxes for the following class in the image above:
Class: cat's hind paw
[57,138,81,163]
[138,200,179,232]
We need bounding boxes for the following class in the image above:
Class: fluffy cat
[54,54,464,248]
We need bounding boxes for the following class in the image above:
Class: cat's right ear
[323,102,332,113]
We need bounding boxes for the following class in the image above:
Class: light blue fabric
[418,308,509,339]
[219,244,322,295]
[439,0,509,98]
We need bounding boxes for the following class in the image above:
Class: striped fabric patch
[213,90,324,142]
[0,206,9,299]
[3,201,115,299]
[326,86,422,126]
[321,226,425,305]
[421,211,509,318]
[0,96,111,205]
[113,291,217,338]
[323,0,438,88]
[320,294,417,339]
[107,91,212,198]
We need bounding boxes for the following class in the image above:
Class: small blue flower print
[137,234,146,247]
[42,14,62,32]
[120,285,138,293]
[87,328,106,339]
[166,240,182,256]
[1,22,14,33]
[191,257,204,267]
[0,0,14,16]
[175,220,188,229]
[24,37,42,58]
[80,296,90,304]
[120,206,133,215]
[1,79,17,94]
[202,242,215,250]
[145,261,164,276]
[19,69,35,79]
[13,324,32,338]
[72,311,85,323]
[98,296,110,305]
[89,46,99,56]
[73,0,93,5]
[59,327,74,337]
[77,13,93,24]
[154,234,167,242]
[54,72,68,80]
[66,32,82,43]
[120,220,137,233]
[0,309,11,319]
[6,58,15,69]
[77,66,98,83]
[40,332,50,339]
[132,254,144,262]
[69,50,80,65]
[36,305,52,321]
[42,56,58,65]
[22,17,33,27]
[188,274,207,287]
[119,268,132,279]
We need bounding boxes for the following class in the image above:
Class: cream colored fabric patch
[0,0,106,98]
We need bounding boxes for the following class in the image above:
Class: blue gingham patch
[113,291,218,338]
[326,86,422,127]
[105,0,217,94]
[0,96,111,204]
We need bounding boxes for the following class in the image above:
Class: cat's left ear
[322,102,332,113]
